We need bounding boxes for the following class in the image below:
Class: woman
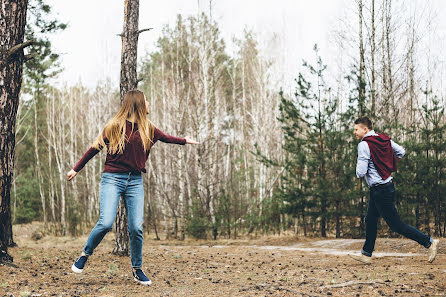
[67,90,198,285]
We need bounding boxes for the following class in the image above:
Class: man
[349,116,439,264]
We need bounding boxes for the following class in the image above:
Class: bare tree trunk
[119,0,139,100]
[34,93,46,226]
[0,0,29,263]
[13,95,30,226]
[370,0,376,115]
[47,92,56,226]
[69,90,78,225]
[358,0,366,111]
[407,13,416,125]
[356,0,367,236]
[385,0,395,124]
[49,90,66,235]
[114,0,141,256]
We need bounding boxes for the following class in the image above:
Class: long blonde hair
[92,90,155,154]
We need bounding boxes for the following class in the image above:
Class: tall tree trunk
[50,90,66,234]
[335,199,341,238]
[119,0,139,100]
[357,0,366,237]
[34,92,46,226]
[0,0,30,263]
[358,0,366,112]
[385,0,395,124]
[370,0,376,115]
[407,14,416,126]
[114,0,140,256]
[47,91,56,226]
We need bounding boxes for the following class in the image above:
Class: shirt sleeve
[391,140,405,159]
[153,127,186,145]
[73,130,108,172]
[73,147,100,172]
[356,141,370,178]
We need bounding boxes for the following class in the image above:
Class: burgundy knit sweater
[73,120,186,173]
[363,133,397,180]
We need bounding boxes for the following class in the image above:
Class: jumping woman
[66,90,199,285]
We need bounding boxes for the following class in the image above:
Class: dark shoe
[133,269,152,285]
[71,255,88,273]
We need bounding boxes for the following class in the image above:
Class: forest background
[12,0,446,242]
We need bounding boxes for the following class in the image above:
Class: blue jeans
[83,172,144,268]
[361,182,432,257]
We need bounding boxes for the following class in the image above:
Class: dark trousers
[361,182,432,256]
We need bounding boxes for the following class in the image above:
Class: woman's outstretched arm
[154,127,199,145]
[67,131,108,181]
[67,147,100,181]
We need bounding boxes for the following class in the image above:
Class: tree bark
[370,0,376,115]
[0,0,29,263]
[119,0,139,101]
[358,0,366,112]
[34,92,46,227]
[385,0,394,122]
[114,0,140,256]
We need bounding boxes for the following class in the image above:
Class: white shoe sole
[134,277,152,286]
[348,254,371,264]
[71,264,83,273]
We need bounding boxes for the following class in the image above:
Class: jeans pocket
[101,172,116,185]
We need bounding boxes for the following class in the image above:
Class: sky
[47,0,445,91]
[47,0,347,90]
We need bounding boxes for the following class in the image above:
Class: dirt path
[1,224,445,296]
[224,240,424,258]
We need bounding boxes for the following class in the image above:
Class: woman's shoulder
[152,125,161,136]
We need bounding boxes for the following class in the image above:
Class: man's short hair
[354,116,373,130]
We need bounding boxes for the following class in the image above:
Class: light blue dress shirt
[356,130,405,187]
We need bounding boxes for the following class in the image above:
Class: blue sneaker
[133,269,152,285]
[71,255,88,273]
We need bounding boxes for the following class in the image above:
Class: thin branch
[138,28,153,34]
[24,54,34,62]
[16,126,31,146]
[116,28,153,37]
[7,40,34,59]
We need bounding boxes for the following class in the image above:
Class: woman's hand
[185,136,199,144]
[67,169,78,181]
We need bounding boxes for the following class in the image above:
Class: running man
[349,116,439,264]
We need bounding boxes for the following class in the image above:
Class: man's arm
[356,141,370,178]
[391,140,405,159]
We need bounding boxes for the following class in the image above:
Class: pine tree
[0,0,30,264]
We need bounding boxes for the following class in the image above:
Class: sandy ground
[1,224,445,297]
